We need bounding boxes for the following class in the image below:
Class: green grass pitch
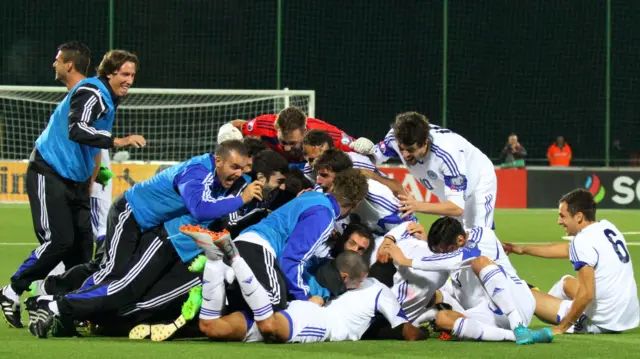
[1,204,639,358]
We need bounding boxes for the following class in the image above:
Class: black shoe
[34,299,55,339]
[0,289,23,328]
[24,296,38,336]
[526,282,540,291]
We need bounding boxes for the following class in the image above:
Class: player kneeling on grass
[180,226,424,343]
[379,217,553,344]
[503,188,639,335]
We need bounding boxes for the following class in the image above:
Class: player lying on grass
[181,170,368,342]
[312,148,416,236]
[503,188,639,335]
[30,150,292,338]
[363,112,497,229]
[181,227,425,343]
[379,217,553,344]
[82,140,262,291]
[217,106,374,164]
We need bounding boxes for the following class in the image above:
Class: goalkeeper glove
[217,123,244,144]
[349,137,375,155]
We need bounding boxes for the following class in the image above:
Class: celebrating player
[217,106,374,164]
[503,188,639,335]
[380,217,553,344]
[368,112,497,229]
[1,46,145,329]
[302,129,383,183]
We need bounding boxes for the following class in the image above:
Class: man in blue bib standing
[1,44,145,329]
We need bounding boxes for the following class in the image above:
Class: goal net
[0,87,315,202]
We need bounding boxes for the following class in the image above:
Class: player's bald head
[215,139,248,160]
[335,250,368,281]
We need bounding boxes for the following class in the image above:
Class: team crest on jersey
[247,120,255,132]
[427,170,438,180]
[341,132,352,145]
[444,174,467,191]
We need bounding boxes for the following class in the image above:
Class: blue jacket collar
[325,194,341,219]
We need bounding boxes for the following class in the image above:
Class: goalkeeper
[217,106,374,165]
[1,45,145,329]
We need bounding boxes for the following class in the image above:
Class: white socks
[453,317,515,342]
[548,275,572,300]
[478,265,522,329]
[48,262,66,276]
[200,259,226,320]
[231,257,273,321]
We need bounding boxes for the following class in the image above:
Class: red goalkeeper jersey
[241,114,355,162]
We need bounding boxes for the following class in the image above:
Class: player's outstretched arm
[502,242,569,259]
[280,207,334,300]
[361,169,406,197]
[397,192,463,218]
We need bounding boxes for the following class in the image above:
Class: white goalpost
[0,86,315,202]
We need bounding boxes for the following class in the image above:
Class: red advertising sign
[378,166,527,208]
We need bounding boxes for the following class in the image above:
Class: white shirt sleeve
[372,130,401,164]
[383,222,411,242]
[375,285,409,328]
[435,144,467,209]
[410,247,475,272]
[570,238,599,271]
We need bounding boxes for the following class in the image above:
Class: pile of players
[1,41,638,345]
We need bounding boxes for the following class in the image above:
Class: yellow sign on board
[0,161,170,202]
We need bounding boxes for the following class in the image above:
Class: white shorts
[463,280,535,329]
[280,300,329,343]
[462,171,497,229]
[91,197,111,239]
[557,300,618,334]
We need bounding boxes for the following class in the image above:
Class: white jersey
[569,220,639,331]
[369,223,450,322]
[91,149,112,202]
[373,126,497,229]
[283,278,408,343]
[335,179,417,236]
[304,152,382,184]
[411,227,518,310]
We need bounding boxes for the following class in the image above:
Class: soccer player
[368,112,497,229]
[87,140,261,288]
[302,129,383,183]
[380,217,553,344]
[0,46,145,328]
[187,169,368,341]
[182,227,423,343]
[241,137,269,173]
[503,188,639,335]
[313,149,416,235]
[217,106,374,163]
[31,150,291,339]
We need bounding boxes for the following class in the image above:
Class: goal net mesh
[0,88,314,162]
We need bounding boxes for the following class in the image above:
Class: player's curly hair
[243,136,269,158]
[427,216,465,253]
[274,106,307,134]
[393,111,430,147]
[96,50,139,78]
[330,168,368,209]
[58,41,91,76]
